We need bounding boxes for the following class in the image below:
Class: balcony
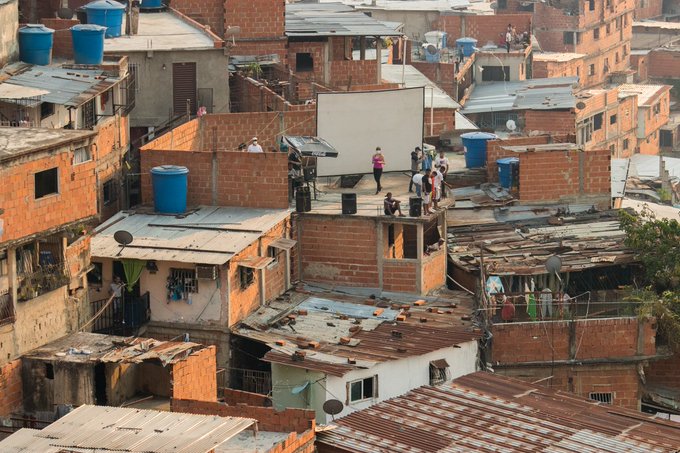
[17,264,69,302]
[0,290,15,326]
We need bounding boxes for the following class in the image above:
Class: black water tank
[409,196,422,217]
[341,193,357,215]
[295,186,311,213]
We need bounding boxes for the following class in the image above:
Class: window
[623,13,628,27]
[429,359,450,385]
[622,45,628,57]
[589,392,613,404]
[348,376,377,403]
[40,102,55,120]
[87,262,103,285]
[239,266,255,289]
[45,363,54,380]
[615,52,619,63]
[481,66,510,82]
[593,28,600,40]
[660,130,673,147]
[610,114,617,125]
[73,146,91,165]
[588,64,595,76]
[588,0,594,10]
[0,250,7,277]
[35,168,58,199]
[594,113,603,130]
[609,144,615,154]
[170,268,198,294]
[616,17,621,30]
[129,63,139,92]
[606,23,611,34]
[603,58,609,74]
[388,224,395,246]
[81,98,96,129]
[295,53,314,72]
[653,103,661,115]
[563,32,574,45]
[579,117,594,143]
[268,246,280,268]
[623,138,629,149]
[103,179,117,206]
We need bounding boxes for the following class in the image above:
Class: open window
[348,375,378,403]
[35,168,59,199]
[429,359,450,385]
[296,53,314,72]
[239,267,255,289]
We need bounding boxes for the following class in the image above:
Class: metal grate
[429,363,450,386]
[589,392,613,405]
[0,290,15,326]
[170,268,198,294]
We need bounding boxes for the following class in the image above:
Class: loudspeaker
[295,186,311,213]
[341,193,357,215]
[409,196,422,217]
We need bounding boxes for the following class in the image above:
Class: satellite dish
[426,44,438,55]
[506,119,517,131]
[114,230,133,257]
[57,8,73,19]
[545,255,563,275]
[322,399,344,418]
[576,101,586,110]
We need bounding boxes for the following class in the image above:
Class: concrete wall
[474,52,528,84]
[113,50,230,128]
[0,0,18,68]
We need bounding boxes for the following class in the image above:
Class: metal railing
[229,367,272,396]
[90,291,150,335]
[17,264,69,302]
[0,290,15,326]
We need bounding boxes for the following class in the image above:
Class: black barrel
[409,196,422,217]
[341,193,357,215]
[295,186,311,213]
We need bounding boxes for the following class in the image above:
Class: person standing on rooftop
[372,147,385,194]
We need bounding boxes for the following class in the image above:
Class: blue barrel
[497,157,519,189]
[18,25,55,66]
[142,0,164,7]
[461,132,496,168]
[71,25,107,64]
[150,165,189,214]
[456,37,478,57]
[84,0,126,38]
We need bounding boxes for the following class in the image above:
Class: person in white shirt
[247,137,263,153]
[505,26,513,53]
[434,151,450,198]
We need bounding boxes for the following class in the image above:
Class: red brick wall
[141,119,201,152]
[0,359,22,417]
[329,60,378,88]
[497,363,641,410]
[299,216,380,288]
[225,0,285,40]
[171,398,316,434]
[647,49,680,79]
[422,249,446,294]
[40,18,78,60]
[492,317,655,364]
[289,41,326,96]
[634,0,663,19]
[630,54,648,82]
[140,150,289,209]
[383,260,418,293]
[532,57,586,86]
[486,136,553,182]
[425,108,456,136]
[232,74,294,112]
[646,354,680,391]
[171,346,218,402]
[221,388,270,406]
[523,109,576,135]
[411,62,457,98]
[170,0,225,37]
[0,138,98,244]
[435,13,532,47]
[95,115,129,221]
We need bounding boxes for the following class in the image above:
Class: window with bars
[103,179,118,205]
[239,266,255,289]
[429,359,450,385]
[589,392,613,404]
[170,268,198,294]
[129,63,140,92]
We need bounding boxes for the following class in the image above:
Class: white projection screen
[316,88,424,177]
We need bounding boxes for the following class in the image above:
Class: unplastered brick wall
[532,57,585,86]
[288,41,326,88]
[630,54,648,82]
[497,363,641,410]
[645,354,680,391]
[141,119,201,152]
[225,0,285,40]
[222,388,270,406]
[647,49,680,79]
[492,317,655,365]
[434,13,532,47]
[169,0,226,37]
[486,135,553,182]
[40,18,78,59]
[0,139,98,244]
[633,0,663,20]
[329,60,378,88]
[425,108,455,136]
[422,249,446,294]
[95,115,129,221]
[523,109,576,135]
[171,346,218,402]
[383,260,418,294]
[299,216,380,288]
[0,359,22,417]
[411,62,457,98]
[232,74,301,112]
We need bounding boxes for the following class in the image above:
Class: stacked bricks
[0,359,22,417]
[170,346,218,402]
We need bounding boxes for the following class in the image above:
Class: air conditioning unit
[196,265,217,280]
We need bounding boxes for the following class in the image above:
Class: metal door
[172,62,197,116]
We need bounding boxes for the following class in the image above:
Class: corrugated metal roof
[533,52,586,62]
[629,154,680,180]
[380,64,461,109]
[461,77,578,114]
[236,291,480,377]
[617,83,671,106]
[0,405,255,453]
[286,3,403,37]
[317,371,680,452]
[611,158,630,198]
[1,66,120,107]
[91,206,291,265]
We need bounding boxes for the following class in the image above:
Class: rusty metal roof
[0,405,255,453]
[22,332,205,366]
[236,290,480,377]
[449,210,636,276]
[317,371,680,452]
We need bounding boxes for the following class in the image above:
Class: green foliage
[245,62,263,80]
[619,207,680,292]
[631,289,680,351]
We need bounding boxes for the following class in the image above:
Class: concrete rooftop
[104,12,216,52]
[0,127,95,162]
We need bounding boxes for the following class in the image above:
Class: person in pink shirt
[371,147,385,194]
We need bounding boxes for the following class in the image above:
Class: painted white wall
[142,260,224,324]
[323,339,478,420]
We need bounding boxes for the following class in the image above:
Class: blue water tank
[150,165,189,214]
[84,0,126,38]
[142,0,164,8]
[497,157,519,189]
[71,25,107,64]
[456,37,478,57]
[461,132,497,168]
[18,25,55,66]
